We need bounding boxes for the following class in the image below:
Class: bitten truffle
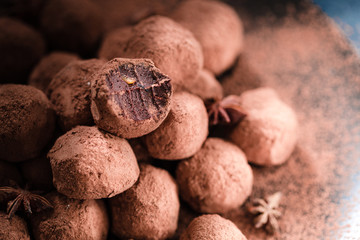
[31,192,108,240]
[47,59,105,131]
[120,16,203,89]
[0,17,45,84]
[180,214,247,240]
[48,126,139,199]
[145,91,208,160]
[110,164,180,240]
[0,84,55,162]
[228,88,298,166]
[176,138,253,213]
[0,212,30,240]
[91,58,172,138]
[98,26,133,60]
[28,51,80,92]
[171,0,243,75]
[40,0,103,55]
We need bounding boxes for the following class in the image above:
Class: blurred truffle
[0,84,55,162]
[110,164,179,240]
[98,26,133,60]
[0,212,30,240]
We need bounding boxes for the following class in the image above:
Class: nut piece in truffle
[0,17,45,84]
[31,192,108,240]
[0,84,55,162]
[120,15,203,89]
[228,88,298,166]
[110,164,180,240]
[28,51,80,92]
[145,91,208,160]
[48,126,139,199]
[180,214,247,240]
[0,212,30,240]
[47,59,105,131]
[91,58,172,138]
[171,0,243,75]
[176,138,253,214]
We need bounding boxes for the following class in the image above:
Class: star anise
[0,186,53,219]
[206,95,246,125]
[248,191,282,234]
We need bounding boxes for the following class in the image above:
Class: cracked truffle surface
[145,91,208,160]
[176,138,253,213]
[110,164,180,240]
[91,58,172,138]
[180,214,247,240]
[48,126,139,199]
[0,84,55,162]
[228,88,298,166]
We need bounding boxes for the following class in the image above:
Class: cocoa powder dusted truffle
[180,214,247,240]
[48,126,139,199]
[145,91,208,160]
[120,15,203,89]
[28,52,80,92]
[110,164,180,240]
[91,58,172,138]
[47,59,105,131]
[171,0,243,75]
[176,138,253,214]
[98,26,133,60]
[0,17,45,84]
[0,84,55,162]
[0,212,30,240]
[228,88,298,166]
[31,191,108,240]
[40,0,103,55]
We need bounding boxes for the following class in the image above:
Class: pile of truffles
[0,0,298,239]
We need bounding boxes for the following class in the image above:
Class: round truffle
[176,138,253,213]
[145,91,208,160]
[228,88,298,166]
[181,69,223,101]
[31,192,108,240]
[120,15,203,89]
[110,164,180,240]
[48,126,140,199]
[0,84,55,162]
[171,0,243,75]
[98,26,133,60]
[180,214,247,240]
[40,0,103,55]
[28,51,80,92]
[0,212,30,240]
[47,59,105,131]
[90,58,172,138]
[0,17,45,84]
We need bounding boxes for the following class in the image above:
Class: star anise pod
[248,191,282,234]
[206,95,246,125]
[0,186,53,219]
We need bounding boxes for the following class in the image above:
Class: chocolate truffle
[120,15,203,89]
[90,58,172,138]
[40,0,103,55]
[228,88,298,166]
[98,26,133,60]
[145,91,208,160]
[48,126,139,199]
[0,84,55,162]
[171,0,243,75]
[180,214,247,240]
[20,155,53,191]
[28,51,80,92]
[0,17,45,84]
[31,192,108,240]
[176,138,253,214]
[110,164,179,240]
[182,69,223,101]
[47,59,105,131]
[0,212,30,240]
